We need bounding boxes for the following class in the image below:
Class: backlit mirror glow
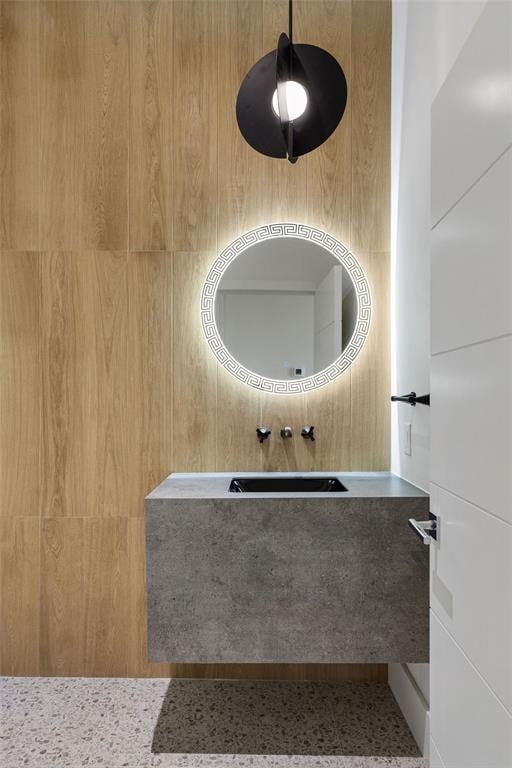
[201,225,372,394]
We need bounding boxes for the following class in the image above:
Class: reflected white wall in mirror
[201,224,371,394]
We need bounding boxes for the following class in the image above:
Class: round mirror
[201,224,371,394]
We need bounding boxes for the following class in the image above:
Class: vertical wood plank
[127,517,171,676]
[0,1,40,249]
[130,1,173,251]
[82,518,129,676]
[351,0,391,252]
[40,1,84,250]
[350,251,390,470]
[41,517,130,676]
[173,1,218,251]
[41,1,129,250]
[172,252,217,471]
[0,518,40,675]
[217,0,264,245]
[40,518,85,675]
[304,373,352,471]
[0,253,41,518]
[215,365,262,473]
[41,252,131,517]
[82,1,129,250]
[300,0,352,244]
[127,252,173,507]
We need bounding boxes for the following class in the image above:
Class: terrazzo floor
[0,678,428,768]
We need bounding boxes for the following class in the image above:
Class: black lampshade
[236,7,347,163]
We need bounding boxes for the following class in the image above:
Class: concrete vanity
[145,472,429,664]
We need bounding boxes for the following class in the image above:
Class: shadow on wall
[151,679,421,756]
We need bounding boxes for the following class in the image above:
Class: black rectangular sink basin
[229,477,348,493]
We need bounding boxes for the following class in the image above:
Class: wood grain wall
[0,0,391,678]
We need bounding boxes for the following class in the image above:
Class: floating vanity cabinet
[145,472,429,663]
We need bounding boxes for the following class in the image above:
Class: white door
[429,2,512,765]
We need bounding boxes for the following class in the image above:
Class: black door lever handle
[391,392,430,407]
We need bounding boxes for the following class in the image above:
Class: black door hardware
[256,427,271,443]
[391,391,430,406]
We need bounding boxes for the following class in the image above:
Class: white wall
[390,0,488,755]
[314,265,342,372]
[219,291,315,380]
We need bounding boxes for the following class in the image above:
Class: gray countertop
[146,471,428,500]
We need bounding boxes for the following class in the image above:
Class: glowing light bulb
[272,81,308,121]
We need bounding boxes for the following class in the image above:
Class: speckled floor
[0,678,428,768]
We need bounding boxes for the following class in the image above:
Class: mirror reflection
[214,237,357,380]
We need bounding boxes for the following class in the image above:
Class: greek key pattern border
[201,223,371,394]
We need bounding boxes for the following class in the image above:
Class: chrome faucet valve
[256,427,271,443]
[280,426,293,439]
[301,426,315,441]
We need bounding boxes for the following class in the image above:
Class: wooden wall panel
[172,252,217,472]
[82,2,129,250]
[127,253,174,505]
[127,518,172,677]
[40,2,84,250]
[41,518,129,677]
[0,253,41,517]
[130,1,173,251]
[217,0,264,244]
[173,1,218,251]
[350,251,390,470]
[0,2,40,249]
[40,518,86,675]
[0,0,390,680]
[40,2,129,250]
[305,374,352,471]
[351,0,391,252]
[301,0,352,244]
[41,252,131,517]
[0,518,40,675]
[216,365,263,473]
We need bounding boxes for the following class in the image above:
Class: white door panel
[431,0,512,225]
[431,336,512,523]
[430,484,512,711]
[431,148,512,355]
[430,3,512,764]
[431,613,512,768]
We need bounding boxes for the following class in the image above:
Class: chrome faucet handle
[280,426,293,439]
[301,426,315,441]
[256,427,271,443]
